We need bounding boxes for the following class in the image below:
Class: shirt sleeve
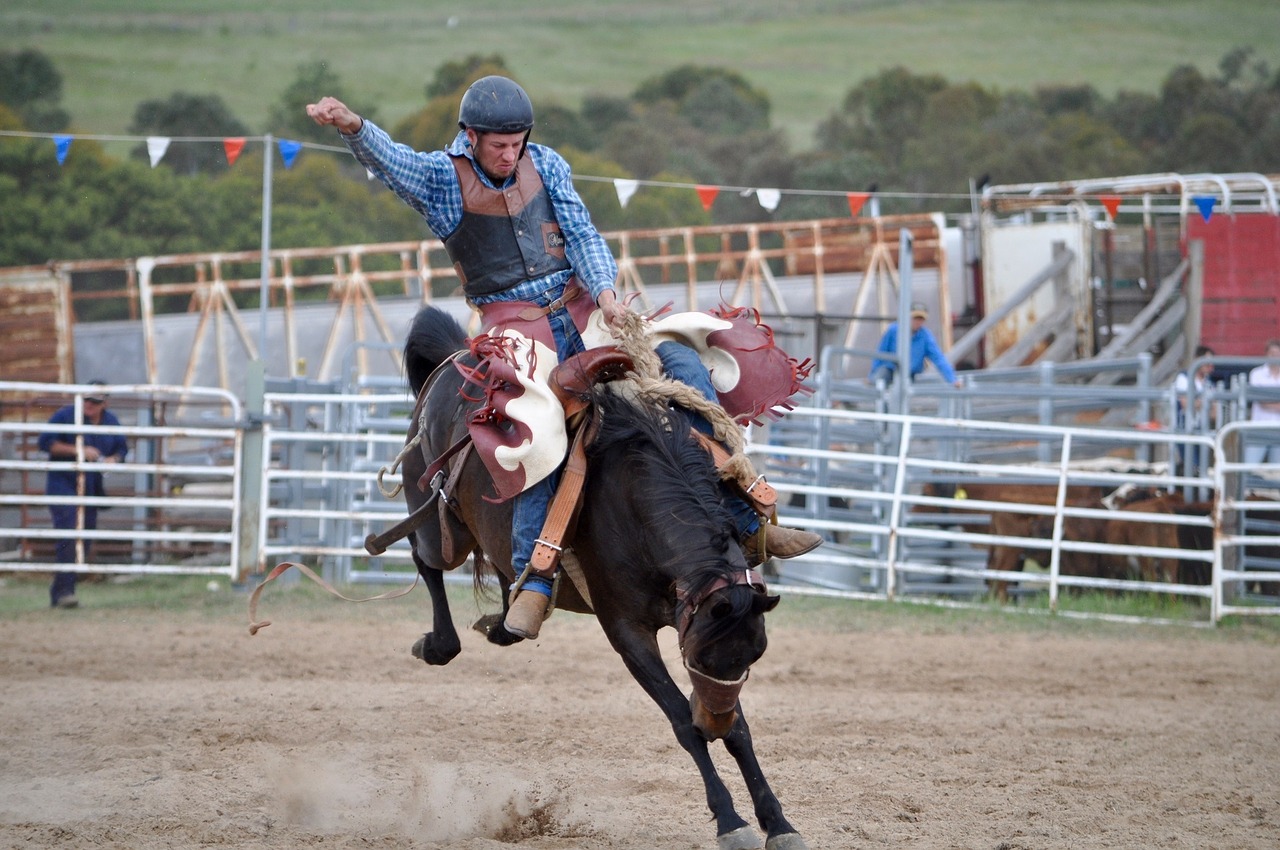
[870,326,896,375]
[340,120,460,240]
[924,331,958,383]
[38,407,71,455]
[531,145,618,302]
[103,412,129,459]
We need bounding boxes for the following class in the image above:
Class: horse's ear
[757,594,781,614]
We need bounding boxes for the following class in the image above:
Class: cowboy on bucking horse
[307,75,822,640]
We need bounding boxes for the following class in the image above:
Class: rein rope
[610,312,758,487]
[376,431,421,499]
[375,351,464,500]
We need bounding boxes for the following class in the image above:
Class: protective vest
[443,154,571,297]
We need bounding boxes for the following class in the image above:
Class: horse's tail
[404,306,467,395]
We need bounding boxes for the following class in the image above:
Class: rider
[307,76,821,639]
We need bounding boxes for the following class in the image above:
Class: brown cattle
[920,481,1109,599]
[1098,492,1185,585]
[921,481,1193,599]
[993,502,1108,599]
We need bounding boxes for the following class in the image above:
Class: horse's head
[675,566,780,740]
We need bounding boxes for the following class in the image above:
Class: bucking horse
[373,304,810,850]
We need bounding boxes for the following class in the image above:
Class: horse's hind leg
[409,539,461,665]
[722,711,808,850]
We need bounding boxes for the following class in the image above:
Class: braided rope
[610,312,757,483]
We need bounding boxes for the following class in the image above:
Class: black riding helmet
[457,75,535,135]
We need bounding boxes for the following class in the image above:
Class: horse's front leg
[721,708,808,850]
[409,536,461,665]
[602,620,760,849]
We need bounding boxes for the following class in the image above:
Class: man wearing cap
[37,381,128,608]
[870,302,962,387]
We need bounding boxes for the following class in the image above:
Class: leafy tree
[1166,113,1247,172]
[128,92,249,175]
[578,94,634,150]
[393,58,513,151]
[425,54,511,100]
[818,67,950,175]
[634,65,770,124]
[1035,84,1101,117]
[531,102,589,152]
[0,48,69,131]
[267,60,380,145]
[678,76,770,135]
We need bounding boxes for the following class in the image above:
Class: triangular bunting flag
[53,134,73,165]
[1100,194,1122,219]
[223,137,246,166]
[146,136,171,168]
[846,192,869,217]
[278,138,303,169]
[756,188,781,212]
[614,178,639,208]
[1192,195,1216,222]
[696,185,719,212]
[366,169,376,181]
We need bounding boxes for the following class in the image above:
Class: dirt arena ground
[2,580,1278,850]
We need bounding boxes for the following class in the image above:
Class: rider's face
[466,130,525,183]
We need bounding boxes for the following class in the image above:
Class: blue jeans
[49,503,96,605]
[509,311,758,572]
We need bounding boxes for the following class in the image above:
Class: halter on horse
[391,305,808,850]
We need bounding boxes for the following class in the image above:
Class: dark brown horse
[397,306,807,850]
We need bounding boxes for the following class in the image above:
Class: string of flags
[48,132,308,170]
[7,130,1229,222]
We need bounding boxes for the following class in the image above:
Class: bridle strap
[675,568,767,648]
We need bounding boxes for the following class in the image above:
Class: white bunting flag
[756,188,781,211]
[146,136,171,168]
[614,178,639,208]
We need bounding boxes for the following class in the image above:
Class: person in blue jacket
[37,381,128,608]
[870,302,962,387]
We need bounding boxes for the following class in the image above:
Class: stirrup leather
[690,429,778,516]
[529,413,592,574]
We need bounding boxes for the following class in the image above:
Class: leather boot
[765,524,824,559]
[504,588,551,639]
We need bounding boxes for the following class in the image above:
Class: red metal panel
[1188,214,1280,356]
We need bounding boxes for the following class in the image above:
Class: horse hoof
[485,621,525,647]
[471,613,503,636]
[411,633,460,666]
[765,832,809,850]
[718,825,763,850]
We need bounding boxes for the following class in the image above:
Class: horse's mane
[587,385,739,570]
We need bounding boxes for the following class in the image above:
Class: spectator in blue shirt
[37,381,128,609]
[307,77,819,640]
[870,302,961,387]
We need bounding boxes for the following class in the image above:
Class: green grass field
[5,0,1280,149]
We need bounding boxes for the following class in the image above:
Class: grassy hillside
[5,0,1280,150]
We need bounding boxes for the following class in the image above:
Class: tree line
[2,47,1278,281]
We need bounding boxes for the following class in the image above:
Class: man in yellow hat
[870,302,962,387]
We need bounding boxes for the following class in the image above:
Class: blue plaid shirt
[341,121,617,306]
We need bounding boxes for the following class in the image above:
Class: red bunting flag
[1099,194,1122,220]
[223,137,246,167]
[696,185,719,211]
[846,192,869,217]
